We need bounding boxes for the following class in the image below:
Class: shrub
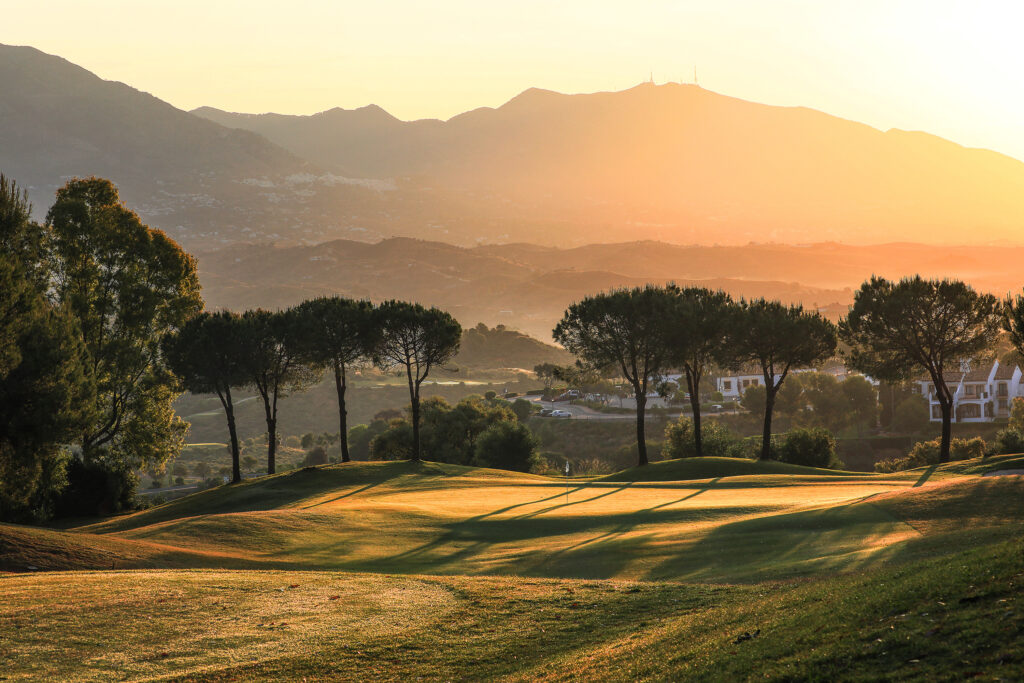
[302,446,329,466]
[369,421,413,460]
[473,421,539,472]
[777,428,837,469]
[174,476,185,486]
[511,398,535,422]
[662,418,739,459]
[875,436,988,472]
[55,459,138,517]
[951,436,986,461]
[992,428,1024,456]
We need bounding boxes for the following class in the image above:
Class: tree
[534,362,560,387]
[842,375,878,435]
[241,455,258,472]
[292,297,379,462]
[0,253,94,521]
[1,175,94,521]
[374,301,462,461]
[193,461,211,479]
[724,300,837,460]
[163,311,249,482]
[842,277,1001,462]
[511,398,535,422]
[238,308,320,474]
[740,384,766,417]
[666,287,733,458]
[47,177,203,478]
[891,395,930,434]
[473,421,539,472]
[554,286,675,466]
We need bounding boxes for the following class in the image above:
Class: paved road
[523,395,680,421]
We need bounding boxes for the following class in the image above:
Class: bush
[473,421,539,472]
[662,418,739,459]
[55,458,138,517]
[511,398,535,422]
[302,446,329,466]
[777,428,838,469]
[992,428,1024,456]
[875,436,988,472]
[174,476,185,486]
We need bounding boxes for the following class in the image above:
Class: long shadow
[300,480,383,509]
[366,478,731,577]
[913,465,940,487]
[513,483,634,520]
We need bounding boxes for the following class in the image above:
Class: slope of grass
[601,456,868,482]
[3,531,1022,681]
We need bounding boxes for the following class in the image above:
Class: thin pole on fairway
[564,461,570,503]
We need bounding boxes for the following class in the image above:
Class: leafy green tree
[163,311,249,482]
[775,372,806,418]
[842,375,878,435]
[374,301,462,461]
[47,177,202,479]
[554,286,675,466]
[663,418,738,459]
[0,176,94,521]
[740,384,766,417]
[724,300,837,460]
[533,362,560,387]
[0,174,48,286]
[238,308,320,474]
[0,253,94,521]
[292,297,379,462]
[891,395,930,434]
[666,287,733,457]
[842,277,1001,462]
[473,421,539,472]
[511,398,535,422]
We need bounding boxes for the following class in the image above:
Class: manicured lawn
[1,455,1022,680]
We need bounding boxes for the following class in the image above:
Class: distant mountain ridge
[3,43,1023,250]
[194,82,1024,246]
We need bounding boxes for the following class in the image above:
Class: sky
[6,0,1024,160]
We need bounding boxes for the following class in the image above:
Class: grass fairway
[2,455,1023,680]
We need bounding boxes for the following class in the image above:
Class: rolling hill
[3,457,1023,679]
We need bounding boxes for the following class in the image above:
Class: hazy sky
[6,1,1024,159]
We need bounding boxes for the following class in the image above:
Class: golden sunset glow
[6,1,1024,160]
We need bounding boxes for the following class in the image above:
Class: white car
[550,409,572,418]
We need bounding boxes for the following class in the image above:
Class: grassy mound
[600,456,864,482]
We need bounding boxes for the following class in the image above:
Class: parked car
[550,409,572,418]
[539,408,554,417]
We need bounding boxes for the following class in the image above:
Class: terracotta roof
[964,365,993,382]
[994,363,1017,380]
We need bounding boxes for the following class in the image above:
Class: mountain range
[3,43,1023,250]
[196,238,1024,341]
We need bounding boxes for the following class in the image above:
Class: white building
[914,360,1023,422]
[716,373,778,400]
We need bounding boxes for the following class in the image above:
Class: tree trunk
[334,362,350,462]
[267,416,277,474]
[257,387,276,475]
[939,398,952,463]
[410,393,421,461]
[760,389,776,461]
[220,386,242,483]
[635,382,648,467]
[686,368,702,458]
